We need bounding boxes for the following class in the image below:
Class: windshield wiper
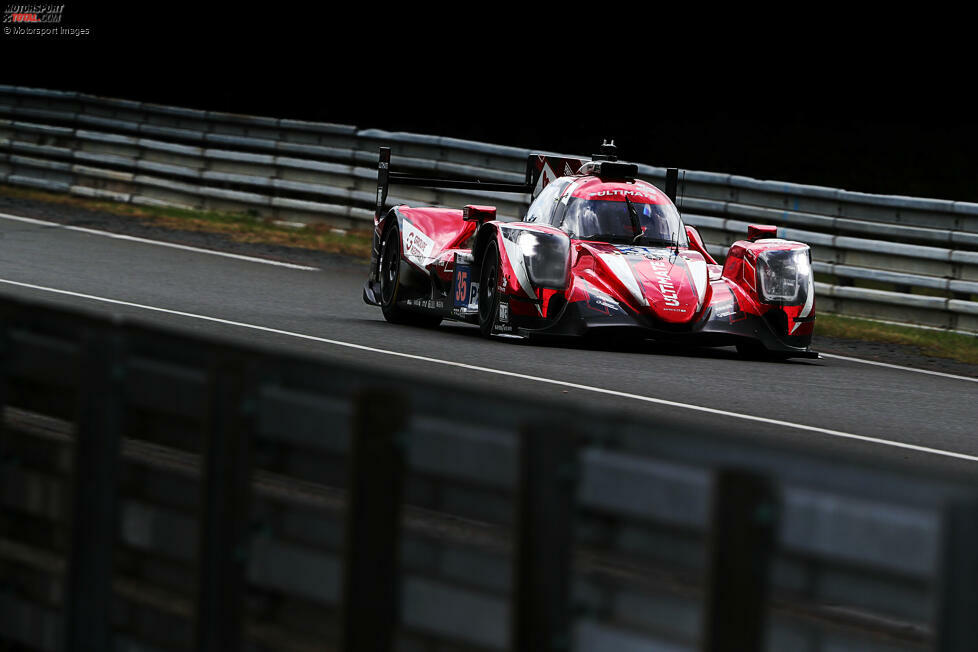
[624,196,646,244]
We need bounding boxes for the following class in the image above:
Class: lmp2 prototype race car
[362,142,817,359]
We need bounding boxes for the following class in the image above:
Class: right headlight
[517,230,570,289]
[756,247,812,305]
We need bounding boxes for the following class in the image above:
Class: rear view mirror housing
[463,205,496,222]
[747,224,778,242]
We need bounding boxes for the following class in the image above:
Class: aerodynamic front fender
[472,222,571,300]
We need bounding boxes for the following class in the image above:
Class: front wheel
[379,225,441,328]
[478,241,500,337]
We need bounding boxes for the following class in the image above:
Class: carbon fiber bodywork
[511,294,818,358]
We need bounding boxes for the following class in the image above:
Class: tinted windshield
[559,197,687,246]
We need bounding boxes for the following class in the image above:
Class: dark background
[3,6,973,200]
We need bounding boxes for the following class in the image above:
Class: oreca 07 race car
[362,143,817,359]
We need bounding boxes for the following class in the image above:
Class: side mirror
[463,205,496,222]
[685,225,717,264]
[747,224,778,242]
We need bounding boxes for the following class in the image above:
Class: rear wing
[374,146,585,222]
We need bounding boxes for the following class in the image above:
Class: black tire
[379,224,442,328]
[478,241,500,336]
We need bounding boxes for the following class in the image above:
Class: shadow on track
[344,316,820,366]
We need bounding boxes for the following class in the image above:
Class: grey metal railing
[0,298,978,652]
[0,85,976,334]
[2,292,978,651]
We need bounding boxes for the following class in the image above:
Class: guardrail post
[935,498,978,651]
[63,327,125,652]
[341,388,407,652]
[702,469,778,652]
[512,423,579,652]
[0,314,9,444]
[194,353,256,652]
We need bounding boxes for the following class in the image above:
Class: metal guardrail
[2,293,978,651]
[0,85,976,333]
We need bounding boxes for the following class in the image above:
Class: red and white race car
[363,143,816,359]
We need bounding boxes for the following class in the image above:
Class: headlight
[518,230,570,289]
[756,247,812,305]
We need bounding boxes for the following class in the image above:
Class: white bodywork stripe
[599,251,648,307]
[500,234,543,316]
[800,276,815,318]
[686,257,708,310]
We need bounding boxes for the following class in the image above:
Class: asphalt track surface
[0,210,975,481]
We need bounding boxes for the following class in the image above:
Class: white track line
[0,212,319,271]
[2,277,977,463]
[820,352,977,383]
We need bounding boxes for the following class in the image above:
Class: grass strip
[0,184,374,258]
[815,313,978,365]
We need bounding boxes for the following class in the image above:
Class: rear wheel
[379,224,441,327]
[478,241,500,336]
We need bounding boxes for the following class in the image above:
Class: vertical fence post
[63,327,125,652]
[702,469,778,652]
[341,388,407,652]
[935,498,978,651]
[512,423,578,652]
[195,353,256,652]
[0,313,10,455]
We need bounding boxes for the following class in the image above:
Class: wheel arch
[471,222,502,281]
[379,209,430,301]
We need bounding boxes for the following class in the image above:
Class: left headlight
[756,247,812,305]
[518,230,570,289]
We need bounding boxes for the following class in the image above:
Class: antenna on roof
[593,139,618,162]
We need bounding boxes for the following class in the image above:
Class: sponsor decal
[406,299,443,309]
[648,258,681,307]
[401,220,434,262]
[712,302,735,319]
[586,188,658,201]
[586,291,623,315]
[453,265,471,308]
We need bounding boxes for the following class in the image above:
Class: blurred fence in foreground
[1,86,977,333]
[2,293,978,651]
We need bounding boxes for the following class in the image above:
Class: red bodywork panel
[723,239,816,337]
[568,242,709,324]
